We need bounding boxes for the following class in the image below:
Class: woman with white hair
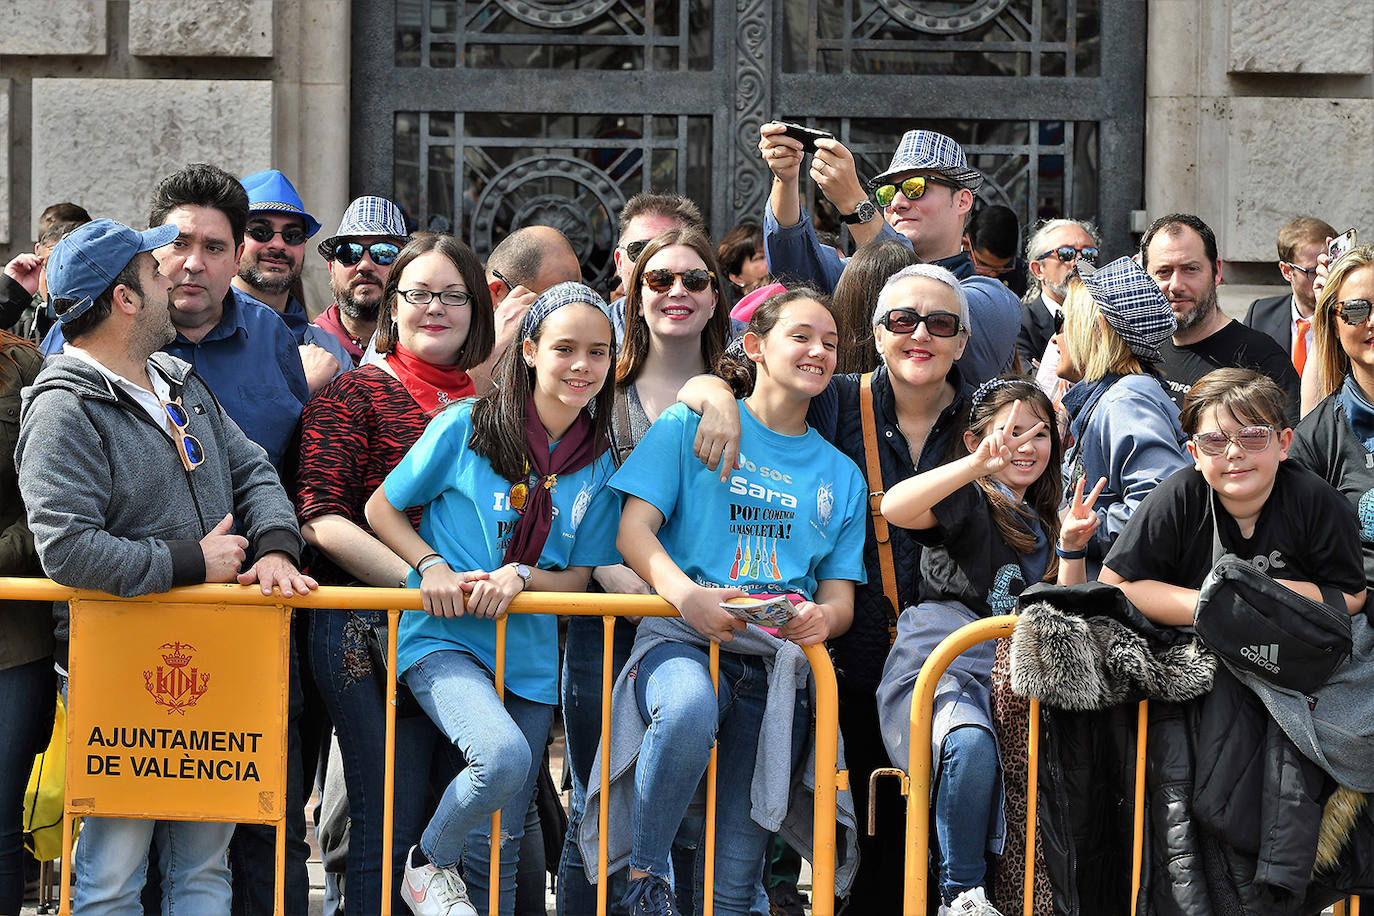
[680,262,975,911]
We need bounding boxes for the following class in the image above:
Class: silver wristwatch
[508,562,533,590]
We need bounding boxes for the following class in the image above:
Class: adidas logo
[1240,643,1281,674]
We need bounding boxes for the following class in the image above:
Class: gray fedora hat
[868,130,984,192]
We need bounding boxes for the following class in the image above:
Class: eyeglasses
[1336,298,1374,325]
[877,308,962,338]
[1052,310,1065,334]
[1035,245,1099,263]
[1285,262,1318,278]
[970,251,1019,276]
[874,175,961,208]
[1190,425,1275,457]
[490,268,514,292]
[246,223,308,246]
[160,397,205,471]
[399,288,473,307]
[642,268,715,293]
[330,241,400,266]
[620,239,651,263]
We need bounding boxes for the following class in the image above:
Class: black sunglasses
[878,308,962,338]
[246,223,308,246]
[1036,245,1098,263]
[621,239,651,263]
[330,241,400,266]
[642,268,714,293]
[1053,310,1065,334]
[1337,298,1374,325]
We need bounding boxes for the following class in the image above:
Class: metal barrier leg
[1352,895,1361,914]
[491,618,507,916]
[1336,901,1347,916]
[383,608,400,916]
[275,818,286,914]
[703,641,720,916]
[1023,698,1040,916]
[597,615,615,916]
[804,643,840,916]
[1130,700,1149,913]
[58,811,73,916]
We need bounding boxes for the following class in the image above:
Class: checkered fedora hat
[317,196,409,259]
[1078,256,1176,363]
[868,130,984,192]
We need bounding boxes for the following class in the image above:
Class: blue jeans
[631,643,807,916]
[73,817,233,914]
[0,657,54,912]
[406,650,553,916]
[934,725,998,903]
[309,608,449,915]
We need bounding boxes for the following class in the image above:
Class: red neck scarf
[385,343,474,413]
[502,394,608,565]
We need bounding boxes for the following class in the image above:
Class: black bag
[366,621,425,718]
[1193,499,1352,695]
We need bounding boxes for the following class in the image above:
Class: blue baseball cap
[240,169,322,238]
[46,218,179,324]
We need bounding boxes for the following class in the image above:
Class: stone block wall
[0,0,348,310]
[1147,0,1374,283]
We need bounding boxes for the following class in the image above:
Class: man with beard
[313,196,409,365]
[1141,213,1300,424]
[16,218,312,915]
[232,170,350,393]
[1018,217,1099,383]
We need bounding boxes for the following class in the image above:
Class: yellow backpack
[24,693,80,861]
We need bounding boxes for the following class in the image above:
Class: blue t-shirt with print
[384,400,621,703]
[610,401,867,613]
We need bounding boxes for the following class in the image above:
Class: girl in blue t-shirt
[365,282,622,916]
[607,289,868,915]
[875,375,1103,915]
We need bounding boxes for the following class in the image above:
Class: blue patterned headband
[970,375,1033,415]
[519,281,613,342]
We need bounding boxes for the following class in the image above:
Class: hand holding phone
[1329,228,1357,267]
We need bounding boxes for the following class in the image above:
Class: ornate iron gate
[351,0,1145,291]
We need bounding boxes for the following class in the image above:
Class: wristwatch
[508,563,533,590]
[840,199,877,225]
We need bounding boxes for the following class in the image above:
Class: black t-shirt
[915,481,1049,617]
[1157,320,1301,426]
[1103,462,1364,595]
[1289,393,1374,584]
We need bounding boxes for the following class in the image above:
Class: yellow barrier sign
[65,599,290,823]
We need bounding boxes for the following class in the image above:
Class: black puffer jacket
[805,364,969,690]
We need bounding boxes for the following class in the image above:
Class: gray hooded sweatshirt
[17,352,302,664]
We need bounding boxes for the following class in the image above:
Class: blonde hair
[1060,278,1145,382]
[1312,245,1374,401]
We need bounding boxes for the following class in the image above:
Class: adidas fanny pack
[1193,501,1352,695]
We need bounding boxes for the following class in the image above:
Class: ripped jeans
[405,650,552,916]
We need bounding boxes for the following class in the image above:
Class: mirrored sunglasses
[246,224,308,246]
[1036,245,1099,263]
[400,288,473,307]
[874,175,961,208]
[878,308,962,338]
[330,241,400,266]
[161,398,205,471]
[642,268,714,293]
[1336,298,1374,325]
[1191,425,1274,457]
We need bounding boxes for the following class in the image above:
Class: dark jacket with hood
[16,351,302,666]
[1010,583,1374,915]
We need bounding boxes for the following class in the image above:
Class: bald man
[470,225,582,393]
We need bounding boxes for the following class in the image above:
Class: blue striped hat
[317,196,409,259]
[869,130,984,192]
[1078,256,1176,363]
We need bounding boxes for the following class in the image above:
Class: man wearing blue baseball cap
[233,169,350,392]
[15,218,314,915]
[757,124,1021,386]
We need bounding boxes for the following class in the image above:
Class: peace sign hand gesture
[1060,475,1107,552]
[969,399,1046,476]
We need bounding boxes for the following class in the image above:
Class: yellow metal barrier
[0,578,844,916]
[895,615,1363,916]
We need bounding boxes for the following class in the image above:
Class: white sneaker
[939,886,1004,916]
[401,846,478,916]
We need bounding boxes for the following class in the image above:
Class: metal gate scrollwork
[352,0,1145,286]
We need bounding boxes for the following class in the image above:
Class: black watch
[840,199,877,225]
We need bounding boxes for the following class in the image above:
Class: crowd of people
[1,119,1372,916]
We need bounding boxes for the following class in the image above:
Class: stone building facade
[0,0,1368,305]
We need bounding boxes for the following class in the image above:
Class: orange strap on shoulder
[859,373,901,645]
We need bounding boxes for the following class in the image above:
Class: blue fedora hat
[241,169,322,238]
